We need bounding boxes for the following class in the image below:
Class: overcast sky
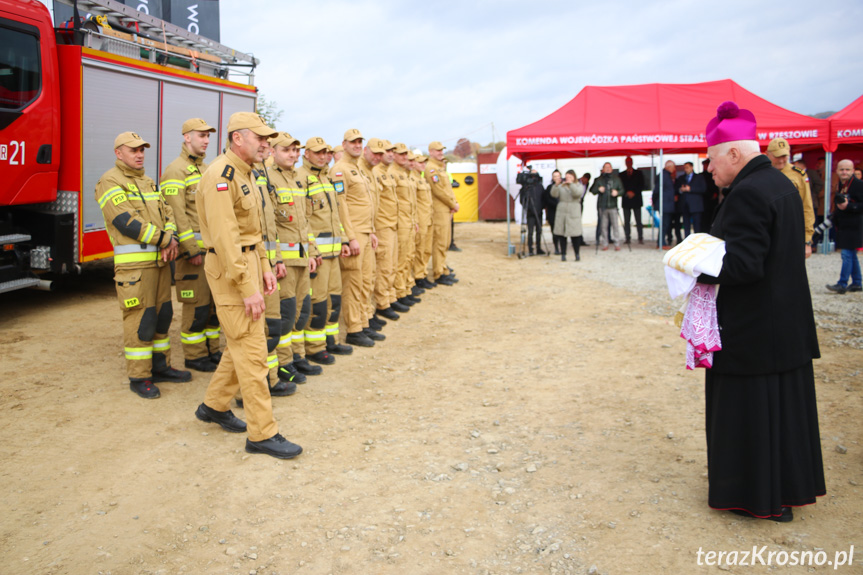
[43,0,863,152]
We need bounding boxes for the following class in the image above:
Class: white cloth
[662,233,726,299]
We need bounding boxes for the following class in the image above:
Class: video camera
[516,165,541,187]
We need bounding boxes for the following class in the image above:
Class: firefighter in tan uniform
[297,137,352,362]
[371,139,402,323]
[425,141,460,285]
[194,111,302,460]
[96,132,191,399]
[330,129,380,347]
[765,137,816,258]
[356,139,388,340]
[252,146,296,397]
[412,154,437,290]
[160,118,221,373]
[390,142,422,307]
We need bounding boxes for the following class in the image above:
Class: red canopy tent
[828,93,863,151]
[507,80,829,161]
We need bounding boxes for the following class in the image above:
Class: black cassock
[699,155,825,518]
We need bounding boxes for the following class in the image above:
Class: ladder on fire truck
[53,0,259,78]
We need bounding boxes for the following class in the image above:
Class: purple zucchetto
[705,101,757,147]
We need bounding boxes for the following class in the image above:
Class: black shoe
[209,351,222,364]
[536,249,546,255]
[307,350,336,365]
[410,286,425,296]
[561,254,566,261]
[440,273,459,283]
[407,294,422,303]
[826,283,848,294]
[345,331,375,347]
[435,276,455,286]
[195,402,247,433]
[185,356,217,372]
[849,284,862,292]
[419,278,436,289]
[245,433,303,460]
[553,249,560,255]
[269,378,297,397]
[376,307,399,321]
[326,335,353,355]
[151,367,192,383]
[397,296,415,307]
[278,363,307,384]
[293,356,322,376]
[363,327,385,341]
[730,507,793,523]
[391,301,410,313]
[448,244,462,252]
[576,253,580,261]
[369,316,387,329]
[129,378,160,399]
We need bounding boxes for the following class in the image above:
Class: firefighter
[96,131,191,399]
[252,144,295,397]
[194,111,302,460]
[371,139,402,323]
[412,154,437,290]
[296,137,352,363]
[425,141,459,285]
[330,130,380,347]
[160,118,221,373]
[390,142,421,307]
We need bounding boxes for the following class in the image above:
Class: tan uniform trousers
[431,211,452,280]
[263,289,280,385]
[203,252,277,442]
[363,235,376,325]
[395,225,417,298]
[306,257,341,354]
[175,257,220,361]
[413,219,433,280]
[277,265,310,364]
[339,232,372,334]
[373,226,398,310]
[114,264,173,380]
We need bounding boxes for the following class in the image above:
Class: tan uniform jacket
[296,161,344,259]
[253,163,283,267]
[373,162,399,229]
[159,144,208,257]
[331,155,375,240]
[390,162,417,229]
[414,170,433,225]
[781,164,815,242]
[96,159,177,271]
[268,164,319,265]
[425,158,457,212]
[198,149,271,302]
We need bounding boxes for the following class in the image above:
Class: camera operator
[516,166,546,255]
[826,159,863,294]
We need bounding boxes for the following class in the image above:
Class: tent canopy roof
[507,80,829,161]
[828,94,863,150]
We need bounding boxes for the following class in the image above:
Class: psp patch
[216,182,229,192]
[432,175,440,183]
[334,182,345,193]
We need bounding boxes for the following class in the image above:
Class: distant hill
[811,111,836,119]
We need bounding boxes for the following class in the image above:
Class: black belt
[208,245,256,254]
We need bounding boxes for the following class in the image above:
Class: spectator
[826,159,863,294]
[675,161,706,236]
[543,169,565,255]
[765,137,815,258]
[579,172,591,245]
[589,162,623,251]
[653,160,676,249]
[619,156,645,245]
[516,166,546,255]
[550,170,584,261]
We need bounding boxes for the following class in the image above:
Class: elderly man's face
[837,160,854,183]
[766,151,788,171]
[707,146,736,188]
[665,161,676,174]
[601,162,612,174]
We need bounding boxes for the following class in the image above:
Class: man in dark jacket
[590,162,623,250]
[698,101,824,523]
[517,167,546,255]
[675,161,706,236]
[826,159,863,293]
[653,160,677,249]
[619,156,644,244]
[542,170,564,254]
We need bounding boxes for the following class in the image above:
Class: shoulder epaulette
[792,166,806,176]
[221,165,235,181]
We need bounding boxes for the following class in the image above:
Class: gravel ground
[530,224,863,349]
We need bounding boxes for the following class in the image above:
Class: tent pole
[658,148,664,249]
[506,154,512,256]
[650,152,656,244]
[822,151,833,254]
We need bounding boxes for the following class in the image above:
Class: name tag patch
[180,290,194,298]
[112,194,128,205]
[124,297,140,308]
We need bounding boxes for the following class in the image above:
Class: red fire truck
[0,0,259,293]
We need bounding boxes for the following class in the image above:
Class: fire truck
[0,0,259,293]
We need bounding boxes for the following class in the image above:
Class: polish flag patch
[335,172,343,177]
[216,183,229,192]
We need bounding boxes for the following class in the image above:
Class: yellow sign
[124,297,140,308]
[180,290,194,299]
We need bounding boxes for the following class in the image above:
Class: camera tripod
[517,191,550,259]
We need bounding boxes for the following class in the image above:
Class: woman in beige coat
[550,170,584,261]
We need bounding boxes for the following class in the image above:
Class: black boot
[278,363,306,384]
[345,331,375,347]
[326,335,353,355]
[130,378,160,399]
[307,350,336,365]
[376,306,399,321]
[292,354,322,375]
[363,327,385,341]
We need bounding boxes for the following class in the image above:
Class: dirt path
[1,222,860,574]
